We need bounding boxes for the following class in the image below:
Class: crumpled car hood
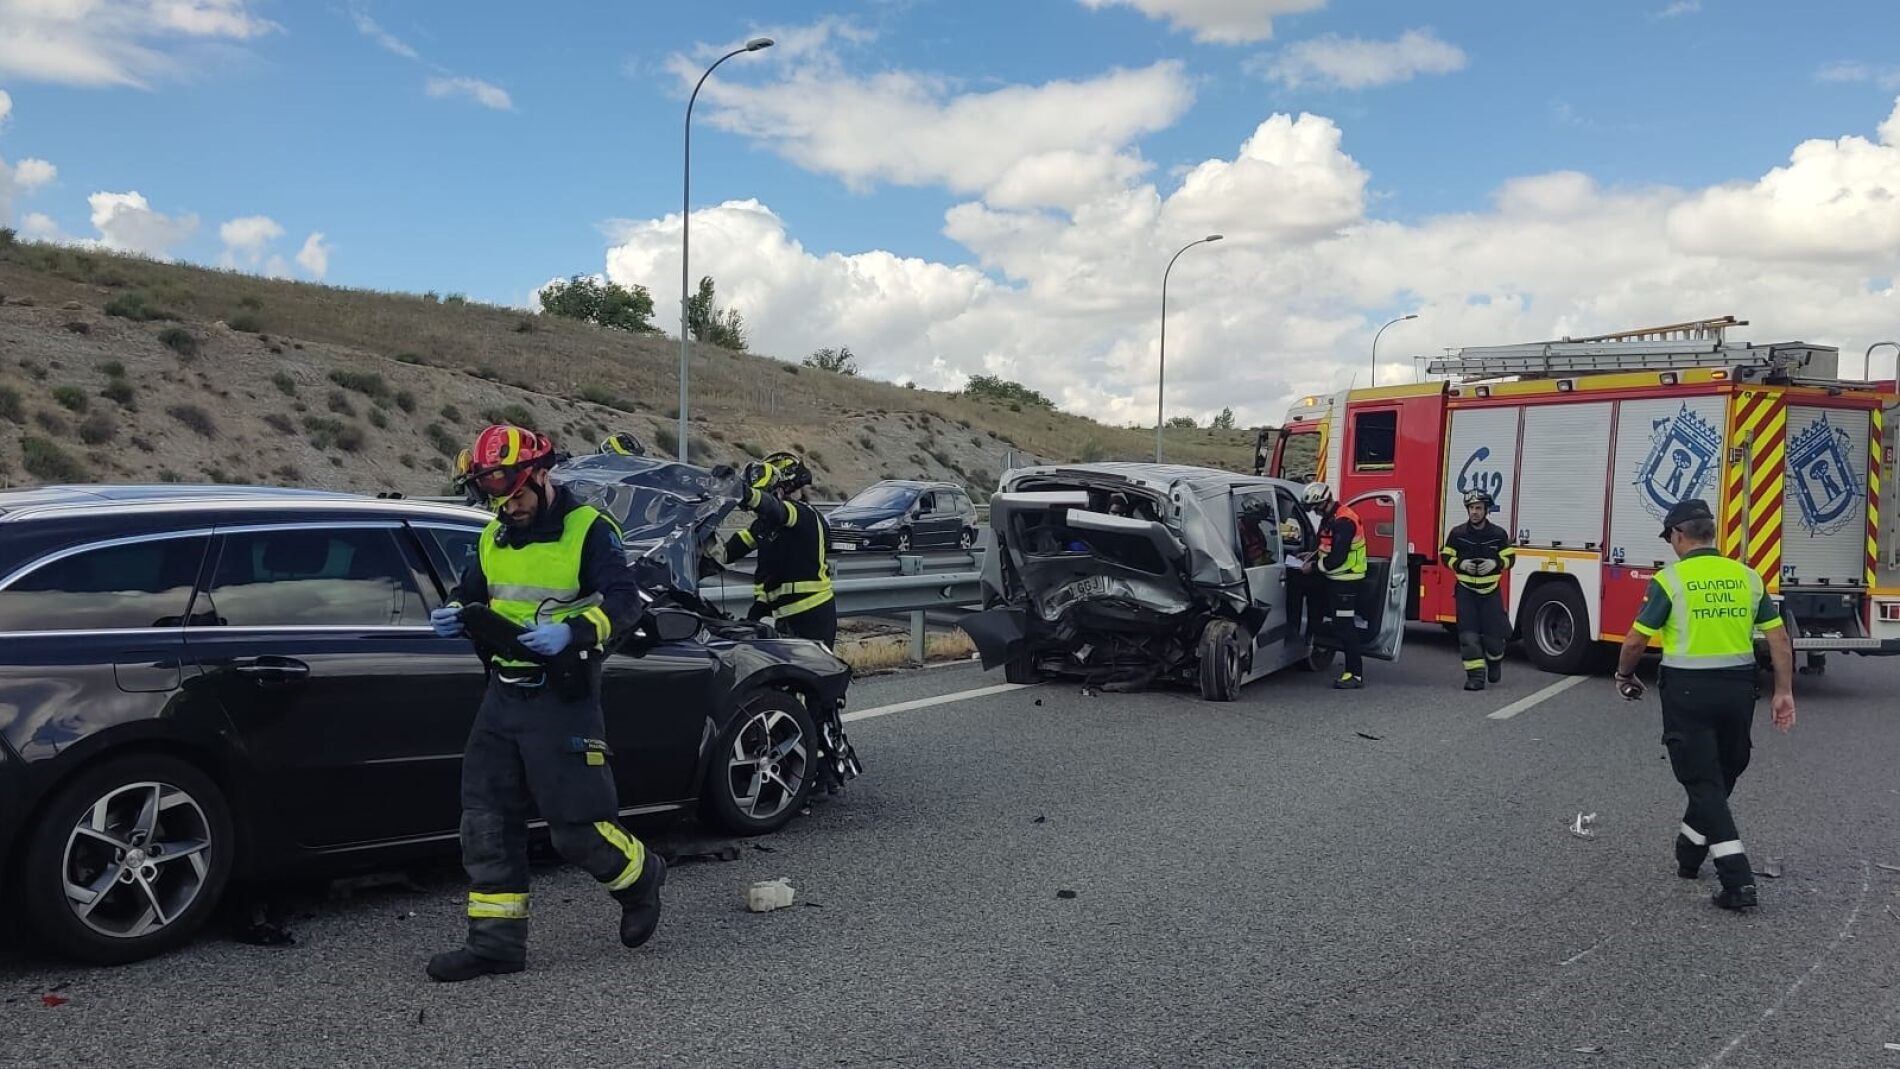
[552,453,742,598]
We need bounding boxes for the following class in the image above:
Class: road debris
[1884,1042,1900,1052]
[41,995,68,1008]
[1569,813,1598,839]
[1876,863,1900,875]
[1759,858,1784,879]
[669,843,743,865]
[1033,699,1044,706]
[1572,1046,1602,1054]
[746,878,797,913]
[1056,889,1078,900]
[1033,815,1046,824]
[1354,731,1383,741]
[416,1008,427,1025]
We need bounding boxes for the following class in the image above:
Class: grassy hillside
[0,239,1256,498]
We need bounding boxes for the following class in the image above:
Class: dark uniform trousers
[1327,579,1364,676]
[1455,584,1509,672]
[1659,665,1757,890]
[766,598,837,646]
[460,667,645,964]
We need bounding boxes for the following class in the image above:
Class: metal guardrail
[704,548,986,617]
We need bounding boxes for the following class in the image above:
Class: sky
[3,0,1899,429]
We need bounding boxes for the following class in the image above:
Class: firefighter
[599,431,646,457]
[1300,481,1367,689]
[424,424,665,981]
[1441,489,1516,690]
[707,450,837,647]
[1613,498,1797,912]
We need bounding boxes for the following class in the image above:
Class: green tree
[803,346,860,376]
[538,275,658,333]
[1167,415,1198,429]
[1211,407,1236,430]
[961,374,1054,411]
[686,275,748,351]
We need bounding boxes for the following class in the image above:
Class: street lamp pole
[1370,313,1418,389]
[679,36,773,463]
[1156,234,1223,463]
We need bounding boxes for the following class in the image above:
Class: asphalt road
[4,629,1898,1068]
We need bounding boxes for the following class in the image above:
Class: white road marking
[1487,674,1590,720]
[1697,860,1873,1069]
[842,682,1036,723]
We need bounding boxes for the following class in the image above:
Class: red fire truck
[1254,318,1900,675]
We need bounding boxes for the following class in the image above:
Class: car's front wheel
[1198,618,1245,701]
[19,754,235,964]
[702,690,819,836]
[959,527,976,550]
[895,529,912,552]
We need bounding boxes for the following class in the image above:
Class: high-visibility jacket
[468,496,621,670]
[1440,520,1516,595]
[724,493,834,619]
[1631,549,1784,670]
[1318,503,1367,582]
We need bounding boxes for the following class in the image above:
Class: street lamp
[1865,340,1900,382]
[679,35,773,462]
[1370,313,1418,388]
[1156,234,1223,463]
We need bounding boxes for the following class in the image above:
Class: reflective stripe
[1485,652,1503,662]
[595,821,646,890]
[581,605,612,643]
[773,589,835,618]
[1679,823,1708,846]
[762,579,832,597]
[488,582,583,605]
[783,502,800,528]
[738,528,757,549]
[1333,609,1356,618]
[1462,659,1485,670]
[468,891,528,919]
[1457,575,1501,593]
[1709,840,1745,858]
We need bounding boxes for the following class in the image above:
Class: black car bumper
[828,528,901,550]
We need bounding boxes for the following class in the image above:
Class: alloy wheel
[726,708,810,821]
[1535,601,1576,657]
[62,782,213,940]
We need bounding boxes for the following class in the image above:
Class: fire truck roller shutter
[1781,405,1872,588]
[1609,396,1729,571]
[1442,407,1522,541]
[1516,402,1612,550]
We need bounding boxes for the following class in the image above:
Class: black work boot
[1333,672,1364,690]
[1464,669,1486,691]
[1675,833,1707,879]
[426,947,524,982]
[1712,884,1758,911]
[1486,659,1502,684]
[614,852,666,948]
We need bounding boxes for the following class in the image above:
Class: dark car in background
[0,479,859,965]
[825,479,979,552]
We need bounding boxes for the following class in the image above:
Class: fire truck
[1253,317,1900,675]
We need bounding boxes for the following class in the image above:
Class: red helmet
[467,424,555,504]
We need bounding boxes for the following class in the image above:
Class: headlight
[868,517,899,530]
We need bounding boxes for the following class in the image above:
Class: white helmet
[1301,481,1335,510]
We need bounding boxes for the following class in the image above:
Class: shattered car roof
[551,452,744,597]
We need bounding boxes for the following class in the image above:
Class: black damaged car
[0,461,859,964]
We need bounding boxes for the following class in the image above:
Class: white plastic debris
[746,877,796,913]
[1569,812,1598,839]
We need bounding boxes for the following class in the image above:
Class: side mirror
[648,608,702,643]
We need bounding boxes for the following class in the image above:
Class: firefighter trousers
[1659,666,1757,891]
[457,673,649,964]
[1326,579,1364,678]
[1454,584,1509,679]
[775,597,838,647]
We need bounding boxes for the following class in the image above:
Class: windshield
[848,485,918,510]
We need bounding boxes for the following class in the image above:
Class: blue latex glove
[520,621,573,657]
[430,605,464,638]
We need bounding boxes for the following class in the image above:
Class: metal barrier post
[900,553,925,664]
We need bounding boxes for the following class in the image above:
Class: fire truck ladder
[1426,318,1834,383]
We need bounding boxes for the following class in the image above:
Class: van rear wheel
[1197,619,1244,701]
[1521,582,1594,675]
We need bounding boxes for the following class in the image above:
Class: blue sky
[4,0,1899,423]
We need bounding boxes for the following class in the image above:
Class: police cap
[1660,497,1714,539]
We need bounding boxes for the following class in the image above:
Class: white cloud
[0,0,279,88]
[1657,1,1701,17]
[88,190,198,258]
[1258,28,1467,90]
[1075,0,1326,44]
[425,75,514,111]
[13,158,55,190]
[21,211,60,240]
[0,92,58,223]
[596,95,1900,430]
[1817,60,1900,91]
[349,7,419,59]
[0,88,10,123]
[218,213,284,266]
[296,231,331,278]
[681,56,1194,198]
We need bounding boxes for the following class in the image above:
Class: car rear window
[197,528,425,628]
[0,535,210,632]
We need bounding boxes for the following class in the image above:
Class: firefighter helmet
[762,450,813,493]
[1463,488,1495,511]
[466,424,557,504]
[1300,481,1335,510]
[599,431,645,457]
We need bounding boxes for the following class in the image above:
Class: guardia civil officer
[1613,498,1796,911]
[425,424,665,980]
[1440,489,1515,690]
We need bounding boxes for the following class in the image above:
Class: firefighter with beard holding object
[1441,489,1515,691]
[424,424,665,981]
[1613,498,1796,912]
[706,450,837,647]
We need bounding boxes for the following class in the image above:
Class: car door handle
[232,657,311,681]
